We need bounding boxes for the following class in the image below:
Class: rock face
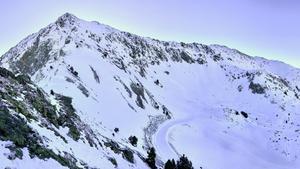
[1,13,300,169]
[0,67,99,168]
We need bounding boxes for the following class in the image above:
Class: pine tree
[176,154,193,169]
[50,89,54,95]
[146,147,157,169]
[128,136,138,147]
[164,159,176,169]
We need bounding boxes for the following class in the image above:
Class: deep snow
[1,13,300,169]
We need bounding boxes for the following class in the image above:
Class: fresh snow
[1,13,300,169]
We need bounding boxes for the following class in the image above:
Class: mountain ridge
[3,12,300,71]
[0,13,300,169]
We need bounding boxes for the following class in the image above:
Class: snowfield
[1,13,300,169]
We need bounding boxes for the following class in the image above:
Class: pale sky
[0,0,299,68]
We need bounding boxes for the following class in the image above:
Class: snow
[0,141,67,169]
[1,13,300,169]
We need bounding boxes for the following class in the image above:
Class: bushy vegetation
[0,91,36,121]
[240,111,248,118]
[7,145,23,160]
[128,135,138,147]
[164,159,176,169]
[146,147,157,169]
[0,107,33,147]
[27,89,59,126]
[122,149,134,163]
[68,125,81,141]
[56,94,81,141]
[104,140,135,163]
[108,157,118,167]
[104,141,122,154]
[0,68,81,168]
[0,67,15,78]
[0,105,79,168]
[15,74,31,85]
[176,155,194,169]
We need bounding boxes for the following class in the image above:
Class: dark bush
[68,66,79,77]
[128,136,138,147]
[240,111,248,118]
[73,71,78,77]
[164,159,176,169]
[122,149,134,163]
[50,90,55,95]
[146,147,157,169]
[165,155,194,169]
[176,154,194,169]
[15,74,31,85]
[68,125,80,141]
[108,157,118,167]
[0,109,33,147]
[0,67,15,78]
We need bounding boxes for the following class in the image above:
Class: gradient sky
[1,0,299,68]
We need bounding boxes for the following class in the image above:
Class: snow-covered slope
[1,13,300,169]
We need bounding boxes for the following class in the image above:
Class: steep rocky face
[1,13,300,169]
[0,67,100,168]
[0,68,145,168]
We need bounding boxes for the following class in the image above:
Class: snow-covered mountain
[1,13,300,169]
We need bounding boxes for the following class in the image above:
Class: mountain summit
[1,13,300,169]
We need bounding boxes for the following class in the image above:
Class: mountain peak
[55,12,80,27]
[59,12,78,20]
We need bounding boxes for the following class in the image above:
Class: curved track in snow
[153,101,210,162]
